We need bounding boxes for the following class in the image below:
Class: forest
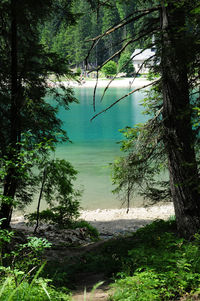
[0,0,200,300]
[40,0,136,68]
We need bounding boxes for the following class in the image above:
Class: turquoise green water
[55,87,148,210]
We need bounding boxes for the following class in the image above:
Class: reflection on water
[54,87,148,210]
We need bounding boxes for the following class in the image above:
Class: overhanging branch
[91,79,160,121]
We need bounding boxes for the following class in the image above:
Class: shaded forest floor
[11,218,200,301]
[42,219,200,301]
[10,204,200,301]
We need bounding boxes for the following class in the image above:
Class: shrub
[71,220,99,241]
[101,61,117,78]
[110,221,200,300]
[26,159,81,231]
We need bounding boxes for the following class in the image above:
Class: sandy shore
[11,203,174,238]
[79,203,174,237]
[54,77,153,88]
[79,203,174,221]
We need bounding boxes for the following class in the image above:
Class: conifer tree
[89,0,200,238]
[0,0,76,228]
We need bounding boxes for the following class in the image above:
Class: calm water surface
[56,87,148,210]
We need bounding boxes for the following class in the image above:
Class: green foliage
[26,158,81,229]
[0,222,71,300]
[111,84,171,206]
[60,219,200,300]
[71,220,99,241]
[27,205,80,229]
[101,61,117,77]
[0,135,55,210]
[109,221,200,300]
[0,0,78,226]
[0,219,14,265]
[118,53,135,76]
[40,159,80,207]
[0,277,71,301]
[40,0,133,67]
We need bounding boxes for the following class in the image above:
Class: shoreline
[11,203,174,237]
[54,77,153,88]
[79,203,174,221]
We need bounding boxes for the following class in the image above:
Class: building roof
[131,48,155,61]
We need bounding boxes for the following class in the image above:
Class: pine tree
[90,0,200,238]
[0,0,77,228]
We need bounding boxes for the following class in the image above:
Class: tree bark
[0,0,21,228]
[161,3,200,238]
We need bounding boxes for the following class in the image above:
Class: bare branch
[190,90,200,97]
[93,70,99,111]
[130,54,156,87]
[100,47,156,102]
[91,79,160,121]
[89,27,158,75]
[85,39,98,68]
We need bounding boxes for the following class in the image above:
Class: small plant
[0,230,72,300]
[26,158,81,231]
[71,220,99,241]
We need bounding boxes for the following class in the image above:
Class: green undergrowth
[0,276,71,301]
[2,219,200,300]
[44,219,200,300]
[70,220,100,241]
[0,221,72,301]
[109,220,200,300]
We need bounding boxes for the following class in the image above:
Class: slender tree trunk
[161,4,200,238]
[0,0,21,228]
[34,167,47,234]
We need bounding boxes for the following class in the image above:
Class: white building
[131,48,156,74]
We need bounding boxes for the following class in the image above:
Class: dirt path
[72,272,111,301]
[44,240,113,301]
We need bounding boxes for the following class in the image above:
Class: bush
[110,221,200,300]
[27,202,80,229]
[71,220,99,241]
[101,60,117,78]
[26,159,81,231]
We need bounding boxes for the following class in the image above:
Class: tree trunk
[161,4,200,238]
[0,0,21,228]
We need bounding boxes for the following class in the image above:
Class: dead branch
[100,47,156,102]
[130,54,156,87]
[93,70,99,111]
[91,79,160,121]
[89,26,158,75]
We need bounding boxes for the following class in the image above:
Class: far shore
[51,77,153,89]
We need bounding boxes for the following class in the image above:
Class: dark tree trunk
[161,4,200,238]
[0,0,21,228]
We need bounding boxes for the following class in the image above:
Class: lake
[55,86,149,210]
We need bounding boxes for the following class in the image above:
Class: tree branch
[89,26,158,74]
[100,47,156,102]
[91,79,160,121]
